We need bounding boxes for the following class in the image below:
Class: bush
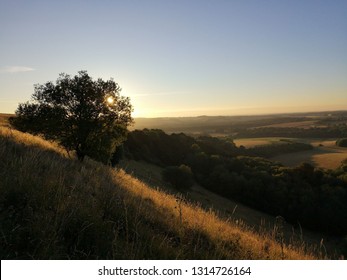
[336,138,347,147]
[162,165,194,190]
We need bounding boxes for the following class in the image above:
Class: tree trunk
[76,147,85,161]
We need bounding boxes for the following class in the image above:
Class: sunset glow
[0,0,346,117]
[106,96,114,105]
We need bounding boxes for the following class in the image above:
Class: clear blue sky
[1,0,346,117]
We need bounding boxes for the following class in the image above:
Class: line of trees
[243,140,313,158]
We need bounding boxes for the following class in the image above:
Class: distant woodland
[133,111,347,136]
[123,128,347,236]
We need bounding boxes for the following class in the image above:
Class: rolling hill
[0,124,316,259]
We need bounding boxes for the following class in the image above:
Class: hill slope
[0,126,315,259]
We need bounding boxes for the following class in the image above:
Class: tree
[10,71,133,164]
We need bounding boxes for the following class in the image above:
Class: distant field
[270,141,347,169]
[132,111,347,134]
[234,137,347,169]
[233,137,295,148]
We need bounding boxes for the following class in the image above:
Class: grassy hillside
[0,113,13,127]
[120,159,341,255]
[0,126,318,259]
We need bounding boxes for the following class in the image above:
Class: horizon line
[133,108,347,119]
[2,108,347,119]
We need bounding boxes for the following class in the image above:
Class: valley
[120,159,342,257]
[2,111,347,259]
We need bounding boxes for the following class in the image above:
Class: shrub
[336,138,347,147]
[162,165,194,190]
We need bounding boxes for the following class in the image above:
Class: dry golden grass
[0,113,13,127]
[0,126,317,259]
[116,170,316,259]
[0,125,67,155]
[312,151,347,169]
[119,159,169,190]
[120,159,336,257]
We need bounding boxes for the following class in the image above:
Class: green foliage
[10,71,132,164]
[336,138,347,147]
[162,165,194,190]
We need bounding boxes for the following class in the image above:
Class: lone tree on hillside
[10,70,133,164]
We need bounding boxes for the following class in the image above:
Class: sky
[0,0,346,117]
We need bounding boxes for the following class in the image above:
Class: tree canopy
[10,71,133,163]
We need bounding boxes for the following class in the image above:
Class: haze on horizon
[1,0,346,118]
